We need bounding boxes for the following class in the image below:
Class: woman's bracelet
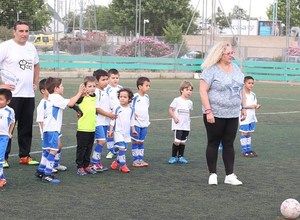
[205,109,212,114]
[241,106,247,109]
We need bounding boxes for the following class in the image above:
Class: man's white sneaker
[55,164,67,171]
[208,173,218,185]
[224,173,243,185]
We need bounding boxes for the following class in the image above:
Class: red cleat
[119,165,130,173]
[110,161,118,170]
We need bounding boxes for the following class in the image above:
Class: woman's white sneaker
[208,173,218,185]
[224,173,243,185]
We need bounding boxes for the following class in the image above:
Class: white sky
[95,0,274,19]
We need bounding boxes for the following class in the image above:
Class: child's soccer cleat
[77,168,87,176]
[178,157,188,164]
[250,151,258,157]
[92,163,108,172]
[139,160,149,167]
[19,156,39,165]
[55,164,67,171]
[224,173,243,186]
[3,160,9,168]
[119,165,130,173]
[85,165,97,174]
[168,157,178,164]
[240,152,254,158]
[0,178,7,187]
[110,161,119,170]
[106,151,114,159]
[132,162,143,167]
[42,175,60,183]
[52,168,58,173]
[34,170,44,179]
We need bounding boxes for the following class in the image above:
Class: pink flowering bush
[287,46,300,56]
[59,36,107,54]
[116,37,173,57]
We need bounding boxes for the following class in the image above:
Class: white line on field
[12,110,300,157]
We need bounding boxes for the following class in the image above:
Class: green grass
[1,78,300,220]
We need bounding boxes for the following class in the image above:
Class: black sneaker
[250,151,258,157]
[240,152,254,158]
[42,175,60,183]
[34,171,44,179]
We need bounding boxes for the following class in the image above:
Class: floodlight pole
[272,0,278,36]
[143,19,149,37]
[248,0,251,35]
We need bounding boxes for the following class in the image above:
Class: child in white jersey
[105,68,123,159]
[108,88,137,173]
[35,77,84,183]
[35,79,67,174]
[131,77,151,167]
[0,89,15,188]
[90,69,116,172]
[168,81,193,164]
[239,76,261,158]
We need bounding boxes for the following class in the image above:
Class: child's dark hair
[84,76,97,86]
[108,68,119,77]
[179,81,193,94]
[244,76,254,82]
[93,69,108,81]
[39,78,47,93]
[118,88,134,103]
[0,88,12,101]
[136,76,150,89]
[45,77,62,94]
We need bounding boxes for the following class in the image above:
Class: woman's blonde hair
[201,41,232,70]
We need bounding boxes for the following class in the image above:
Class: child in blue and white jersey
[108,88,137,173]
[90,69,116,172]
[131,77,151,167]
[36,79,67,174]
[35,77,84,183]
[239,76,261,158]
[168,81,193,164]
[0,89,15,188]
[105,68,123,159]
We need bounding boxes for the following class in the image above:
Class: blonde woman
[199,42,246,186]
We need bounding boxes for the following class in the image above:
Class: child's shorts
[95,125,113,142]
[114,141,128,150]
[0,136,9,163]
[43,131,59,151]
[173,130,189,143]
[239,122,256,133]
[131,126,148,142]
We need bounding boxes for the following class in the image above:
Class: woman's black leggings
[203,115,239,175]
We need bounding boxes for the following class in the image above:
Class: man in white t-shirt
[0,20,40,167]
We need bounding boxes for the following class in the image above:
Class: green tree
[0,26,13,41]
[215,7,231,31]
[0,0,52,31]
[109,0,199,36]
[94,6,121,34]
[63,11,79,32]
[229,5,249,20]
[163,21,188,57]
[266,0,300,28]
[163,21,183,44]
